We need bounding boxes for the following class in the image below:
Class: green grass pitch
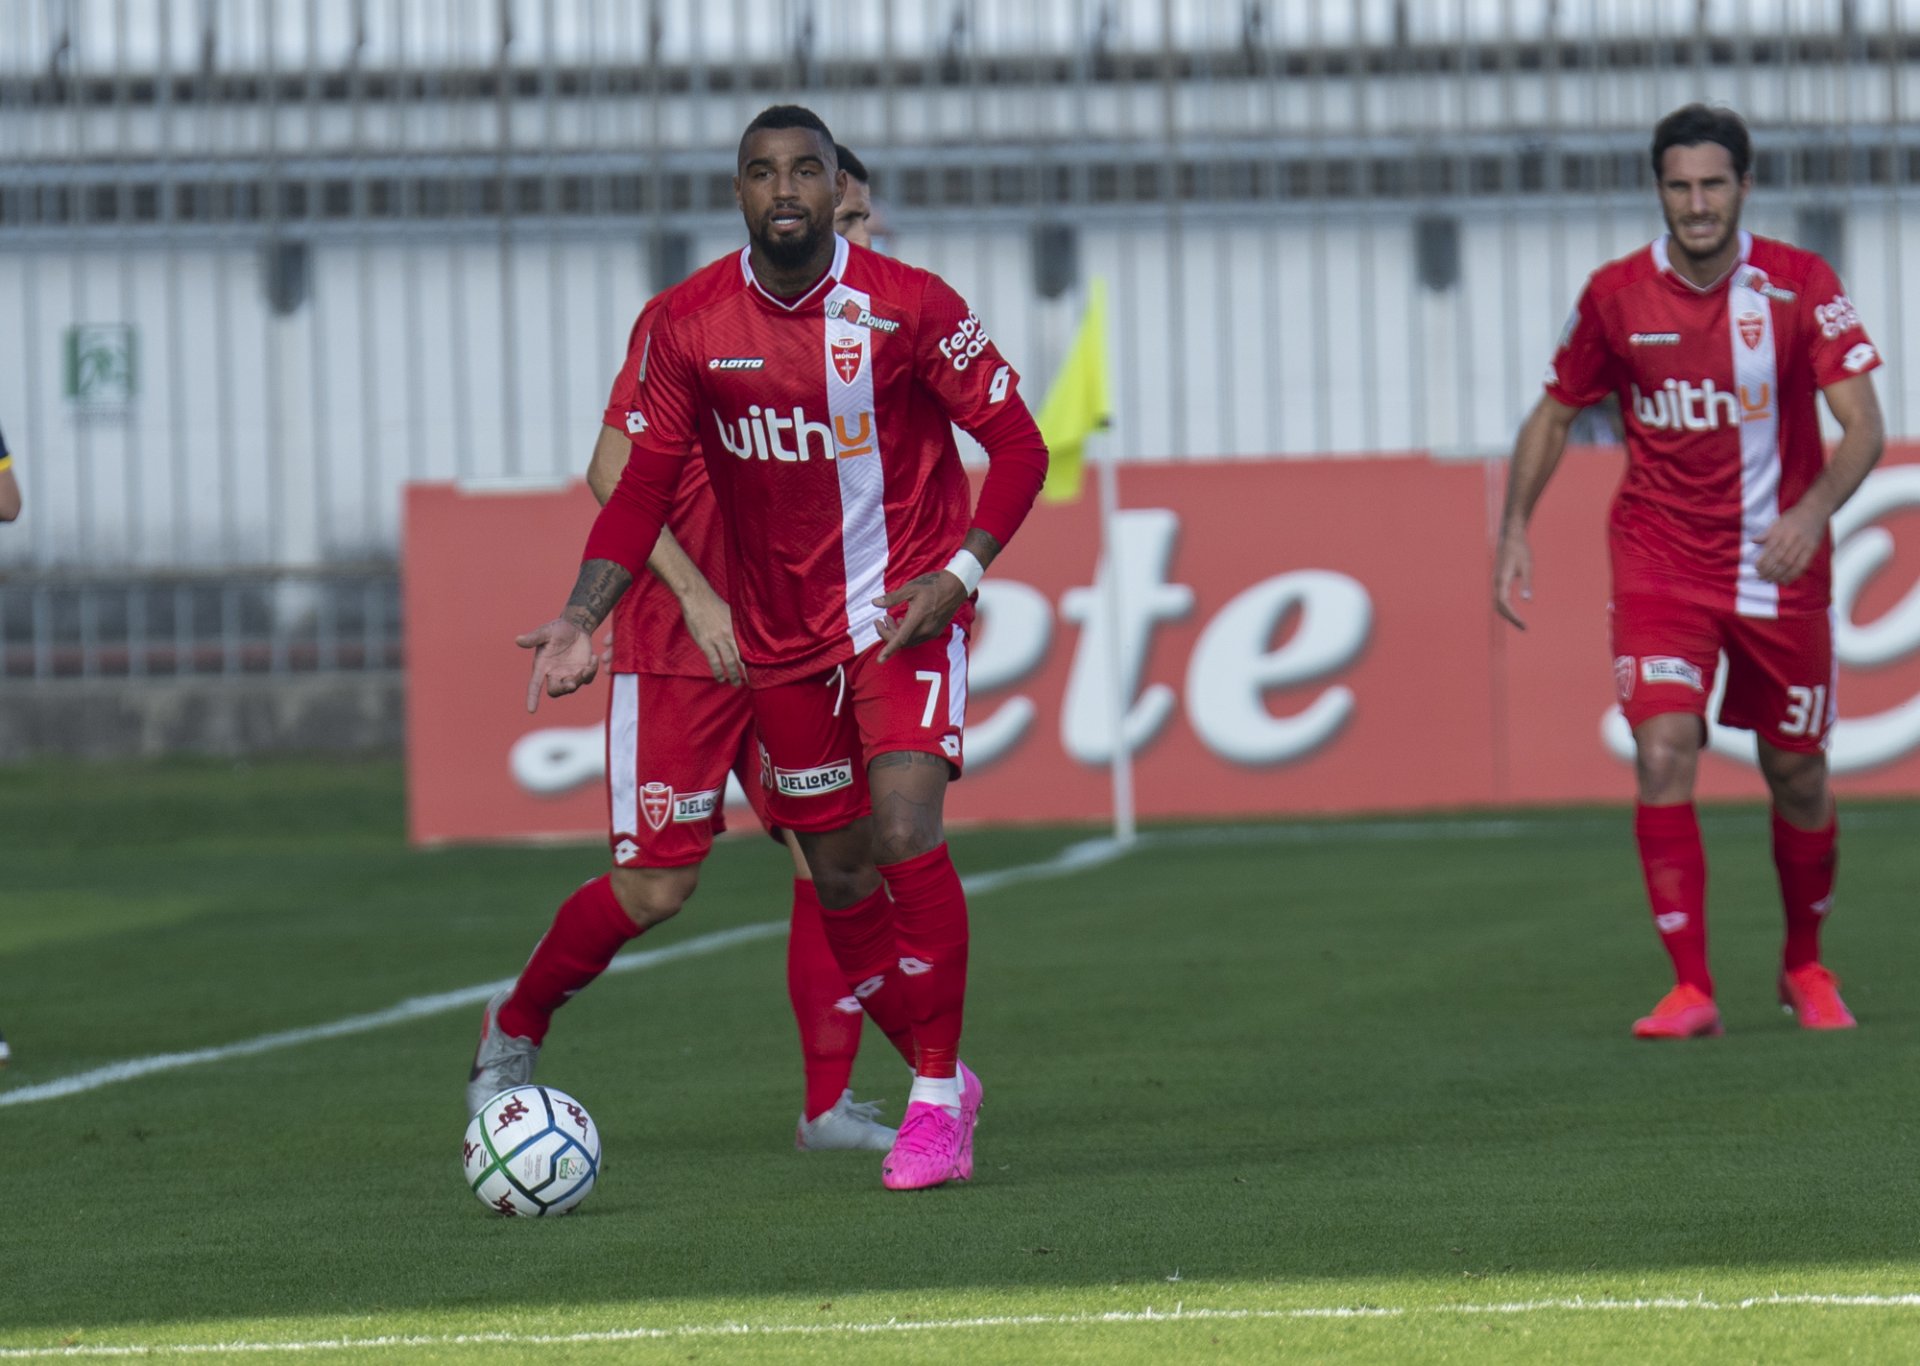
[3,757,1919,1362]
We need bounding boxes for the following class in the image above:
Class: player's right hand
[678,587,744,687]
[516,616,599,712]
[1493,532,1532,631]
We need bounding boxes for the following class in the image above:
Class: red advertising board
[404,448,1920,844]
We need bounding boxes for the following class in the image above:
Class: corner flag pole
[1034,277,1131,846]
[1093,425,1137,847]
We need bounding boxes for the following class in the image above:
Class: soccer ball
[463,1084,601,1216]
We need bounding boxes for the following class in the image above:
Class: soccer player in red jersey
[465,152,898,1154]
[519,106,1049,1188]
[1494,104,1886,1038]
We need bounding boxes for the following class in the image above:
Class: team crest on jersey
[640,781,673,832]
[1737,312,1766,350]
[831,337,865,384]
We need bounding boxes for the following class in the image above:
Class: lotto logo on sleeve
[1641,657,1705,691]
[1844,342,1879,373]
[773,761,854,797]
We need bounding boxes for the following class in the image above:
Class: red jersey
[589,236,1048,686]
[601,302,728,678]
[1546,231,1881,618]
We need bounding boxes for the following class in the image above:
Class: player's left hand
[1754,505,1825,586]
[872,571,968,663]
[516,615,599,712]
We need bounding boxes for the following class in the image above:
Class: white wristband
[944,548,985,595]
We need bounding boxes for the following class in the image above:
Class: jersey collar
[1650,228,1752,295]
[738,234,850,313]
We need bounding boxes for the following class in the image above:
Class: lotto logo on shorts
[671,789,719,823]
[773,761,854,797]
[1614,655,1636,701]
[1641,657,1704,691]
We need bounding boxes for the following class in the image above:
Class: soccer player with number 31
[1495,104,1885,1038]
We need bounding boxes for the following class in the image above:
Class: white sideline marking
[4,1296,1920,1357]
[0,837,1125,1110]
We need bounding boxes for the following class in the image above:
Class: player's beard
[1665,207,1740,266]
[755,210,829,271]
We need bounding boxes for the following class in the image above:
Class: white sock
[908,1071,961,1115]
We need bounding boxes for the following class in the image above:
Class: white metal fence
[2,0,1916,672]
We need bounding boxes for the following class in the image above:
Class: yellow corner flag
[1036,277,1110,503]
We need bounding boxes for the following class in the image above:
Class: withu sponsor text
[712,405,875,461]
[1630,378,1771,432]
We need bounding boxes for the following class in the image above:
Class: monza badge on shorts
[640,781,673,831]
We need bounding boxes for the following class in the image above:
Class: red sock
[1635,802,1711,995]
[880,843,969,1080]
[499,875,643,1044]
[787,879,863,1121]
[1774,809,1837,972]
[816,881,917,1067]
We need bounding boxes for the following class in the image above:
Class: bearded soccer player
[1494,104,1885,1038]
[466,158,899,1154]
[518,106,1049,1189]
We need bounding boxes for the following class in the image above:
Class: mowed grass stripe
[0,814,1597,1109]
[0,836,1126,1109]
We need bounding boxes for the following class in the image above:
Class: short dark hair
[738,105,836,169]
[834,143,870,185]
[1651,103,1752,180]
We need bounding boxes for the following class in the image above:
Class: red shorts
[749,624,970,834]
[1610,595,1836,753]
[605,672,777,868]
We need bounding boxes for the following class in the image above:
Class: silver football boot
[794,1090,898,1151]
[465,988,540,1116]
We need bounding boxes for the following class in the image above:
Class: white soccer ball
[463,1084,602,1216]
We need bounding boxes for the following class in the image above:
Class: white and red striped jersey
[590,236,1048,685]
[1547,230,1881,617]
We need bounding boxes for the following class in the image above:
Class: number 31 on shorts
[1781,684,1828,738]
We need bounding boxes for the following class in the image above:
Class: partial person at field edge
[0,419,22,1068]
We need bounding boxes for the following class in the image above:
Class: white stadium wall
[1,199,1916,573]
[5,0,1920,575]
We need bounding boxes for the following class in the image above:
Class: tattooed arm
[516,559,634,712]
[519,444,680,713]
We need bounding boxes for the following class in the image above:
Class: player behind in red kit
[518,106,1049,1189]
[1494,104,1885,1037]
[464,149,898,1153]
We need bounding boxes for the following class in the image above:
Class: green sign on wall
[65,324,137,411]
